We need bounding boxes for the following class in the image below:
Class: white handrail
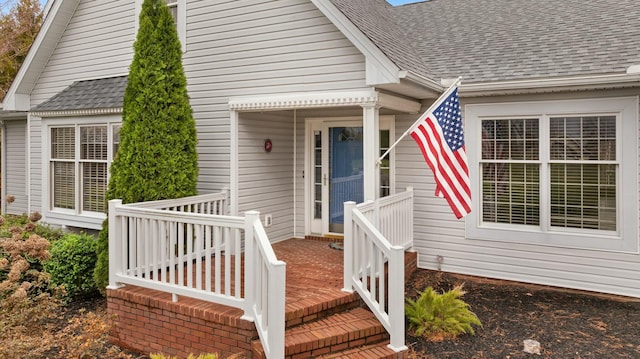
[342,188,414,352]
[245,211,286,359]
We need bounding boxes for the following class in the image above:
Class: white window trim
[42,116,121,229]
[465,97,639,253]
[135,0,186,52]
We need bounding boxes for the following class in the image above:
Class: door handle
[323,173,327,186]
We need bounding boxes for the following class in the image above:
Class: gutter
[459,71,640,97]
[398,70,443,92]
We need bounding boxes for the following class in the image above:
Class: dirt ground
[28,269,640,358]
[405,269,640,359]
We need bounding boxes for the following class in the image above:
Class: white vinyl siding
[237,111,294,242]
[402,94,640,298]
[4,120,28,215]
[29,0,367,229]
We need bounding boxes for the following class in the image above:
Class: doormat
[329,242,343,251]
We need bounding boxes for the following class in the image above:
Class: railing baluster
[178,222,184,287]
[159,220,167,283]
[224,227,231,296]
[205,225,211,292]
[169,221,176,285]
[195,224,202,290]
[187,223,193,289]
[235,228,241,299]
[214,225,221,294]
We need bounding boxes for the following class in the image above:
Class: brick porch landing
[107,238,416,358]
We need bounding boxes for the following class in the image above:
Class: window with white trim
[49,123,121,215]
[466,97,638,252]
[135,0,186,51]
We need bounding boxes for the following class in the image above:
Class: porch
[107,237,416,358]
[106,189,415,358]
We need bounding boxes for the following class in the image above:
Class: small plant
[150,353,218,359]
[44,233,99,302]
[405,284,482,341]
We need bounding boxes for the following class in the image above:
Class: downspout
[26,113,31,214]
[1,120,5,214]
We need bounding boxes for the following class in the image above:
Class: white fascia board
[3,0,80,111]
[460,72,640,97]
[311,0,400,85]
[228,89,421,114]
[2,94,30,111]
[398,70,443,92]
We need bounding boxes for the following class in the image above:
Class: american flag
[410,87,471,219]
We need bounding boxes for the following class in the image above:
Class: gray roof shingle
[391,0,640,83]
[33,75,128,112]
[329,0,437,80]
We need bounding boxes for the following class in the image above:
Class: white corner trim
[310,0,400,85]
[32,108,123,118]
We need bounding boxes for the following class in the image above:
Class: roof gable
[2,0,81,111]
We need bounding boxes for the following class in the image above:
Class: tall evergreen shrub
[94,0,198,292]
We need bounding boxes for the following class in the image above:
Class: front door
[309,120,363,234]
[307,117,393,236]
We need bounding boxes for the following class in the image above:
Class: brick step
[316,342,407,359]
[284,287,360,328]
[252,307,389,359]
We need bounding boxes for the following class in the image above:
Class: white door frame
[304,116,394,236]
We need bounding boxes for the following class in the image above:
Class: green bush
[405,284,482,341]
[45,233,98,302]
[95,0,198,294]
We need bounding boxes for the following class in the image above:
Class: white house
[1,0,640,299]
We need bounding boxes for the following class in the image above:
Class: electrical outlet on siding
[264,214,273,227]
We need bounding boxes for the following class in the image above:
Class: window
[49,123,121,215]
[135,0,186,51]
[466,98,638,252]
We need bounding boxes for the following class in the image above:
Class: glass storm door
[310,121,364,234]
[327,125,364,233]
[309,118,393,235]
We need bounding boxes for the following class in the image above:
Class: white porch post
[362,104,380,202]
[230,110,239,216]
[107,199,124,290]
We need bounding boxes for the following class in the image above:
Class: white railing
[356,187,413,249]
[342,188,414,352]
[244,212,286,359]
[107,192,285,359]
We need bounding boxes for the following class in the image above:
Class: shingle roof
[391,0,640,83]
[329,0,436,80]
[33,75,128,111]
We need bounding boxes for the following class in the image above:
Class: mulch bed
[405,269,640,358]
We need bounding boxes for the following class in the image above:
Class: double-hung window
[466,97,638,252]
[49,122,121,218]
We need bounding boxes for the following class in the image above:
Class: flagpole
[376,76,462,165]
